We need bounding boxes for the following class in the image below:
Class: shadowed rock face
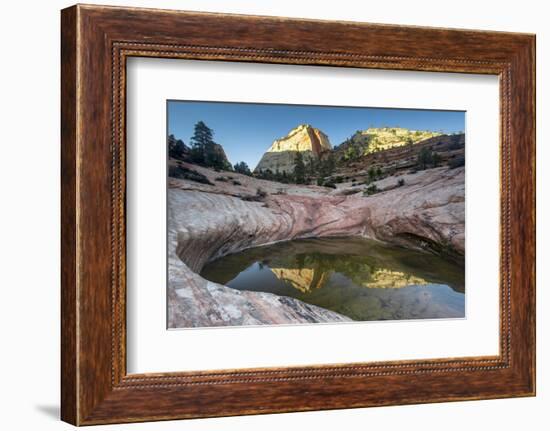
[254,124,331,173]
[167,162,464,328]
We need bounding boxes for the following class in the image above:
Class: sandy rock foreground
[168,163,464,328]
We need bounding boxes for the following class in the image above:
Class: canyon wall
[254,124,332,174]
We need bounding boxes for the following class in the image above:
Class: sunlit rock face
[270,267,331,293]
[334,127,442,161]
[362,269,428,289]
[254,124,331,173]
[359,127,441,153]
[266,263,429,293]
[267,124,331,154]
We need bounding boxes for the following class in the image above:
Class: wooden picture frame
[61,4,536,425]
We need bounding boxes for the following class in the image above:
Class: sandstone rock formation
[254,124,331,173]
[168,161,464,328]
[210,142,231,166]
[334,127,442,161]
[326,132,465,187]
[168,187,351,328]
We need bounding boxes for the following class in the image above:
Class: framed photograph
[61,4,536,425]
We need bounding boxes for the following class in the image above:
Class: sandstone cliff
[335,127,442,161]
[254,124,331,174]
[326,132,465,185]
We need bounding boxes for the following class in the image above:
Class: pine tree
[327,153,336,174]
[189,121,214,165]
[417,147,434,170]
[189,121,216,166]
[432,152,442,167]
[367,166,377,181]
[188,121,231,170]
[234,161,251,175]
[281,170,288,183]
[307,156,318,178]
[190,121,214,149]
[319,153,336,178]
[407,137,414,155]
[293,152,306,184]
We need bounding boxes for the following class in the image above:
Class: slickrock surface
[254,124,331,173]
[168,162,464,328]
[364,167,465,256]
[168,259,351,328]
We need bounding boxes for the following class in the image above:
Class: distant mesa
[334,127,442,161]
[254,124,332,174]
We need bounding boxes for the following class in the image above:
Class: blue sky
[168,100,465,169]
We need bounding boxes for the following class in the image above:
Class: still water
[201,237,465,322]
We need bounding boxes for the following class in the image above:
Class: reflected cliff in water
[201,237,465,321]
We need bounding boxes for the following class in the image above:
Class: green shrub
[256,187,267,198]
[432,152,442,167]
[233,161,252,175]
[242,187,268,202]
[417,147,433,170]
[417,147,444,170]
[449,155,465,169]
[363,184,379,196]
[367,166,377,181]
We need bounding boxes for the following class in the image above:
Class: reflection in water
[201,237,465,322]
[270,267,331,293]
